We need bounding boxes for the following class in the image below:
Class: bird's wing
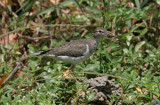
[36,39,89,57]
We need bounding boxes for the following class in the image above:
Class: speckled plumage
[39,38,97,57]
[35,27,116,66]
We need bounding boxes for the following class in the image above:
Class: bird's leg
[71,64,75,72]
[70,64,78,82]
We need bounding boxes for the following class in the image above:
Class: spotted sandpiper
[35,27,116,72]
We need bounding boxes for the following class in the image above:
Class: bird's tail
[34,50,50,56]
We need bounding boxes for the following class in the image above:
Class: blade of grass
[17,0,37,17]
[135,0,140,9]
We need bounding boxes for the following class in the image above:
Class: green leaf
[135,0,140,9]
[131,23,145,32]
[126,35,132,46]
[141,0,150,8]
[123,48,129,54]
[14,51,21,55]
[126,35,132,41]
[155,0,160,5]
[17,0,37,17]
[87,14,103,22]
[85,6,101,14]
[59,0,74,7]
[29,6,56,20]
[72,0,84,14]
[27,44,35,54]
[88,92,95,102]
[84,63,99,72]
[139,28,148,36]
[135,41,145,52]
[1,44,6,54]
[5,44,12,50]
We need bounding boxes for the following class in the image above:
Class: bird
[35,27,116,75]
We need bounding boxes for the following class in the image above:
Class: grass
[0,0,160,104]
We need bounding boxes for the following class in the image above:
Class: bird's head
[93,27,117,38]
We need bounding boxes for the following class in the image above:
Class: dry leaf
[62,69,71,79]
[50,0,61,5]
[0,33,17,46]
[127,1,135,8]
[136,87,143,93]
[132,18,138,25]
[1,0,16,6]
[0,74,8,88]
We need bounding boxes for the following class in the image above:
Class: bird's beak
[107,32,117,38]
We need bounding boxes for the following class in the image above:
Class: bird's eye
[98,30,103,33]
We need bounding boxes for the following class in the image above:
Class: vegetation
[0,0,160,104]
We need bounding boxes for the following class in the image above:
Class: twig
[3,62,21,86]
[0,24,89,38]
[0,1,6,8]
[17,34,50,41]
